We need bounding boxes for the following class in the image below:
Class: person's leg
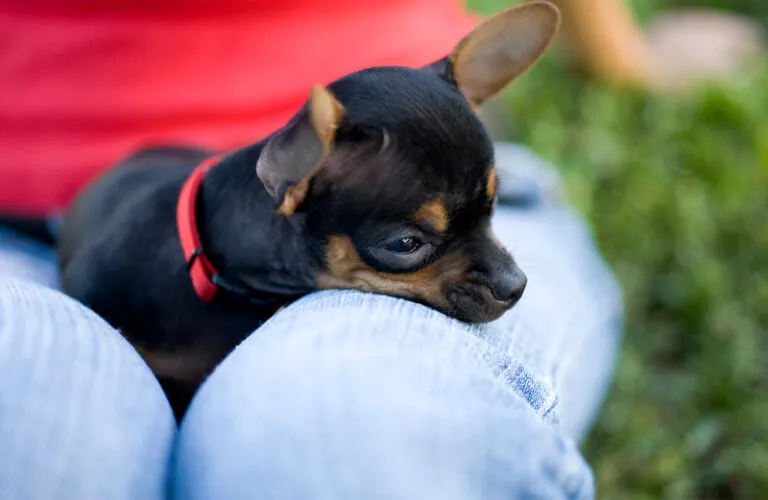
[0,230,176,499]
[172,143,621,499]
[174,291,594,500]
[491,142,623,442]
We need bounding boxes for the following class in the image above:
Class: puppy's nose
[489,269,527,303]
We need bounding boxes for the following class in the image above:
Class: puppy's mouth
[444,281,522,324]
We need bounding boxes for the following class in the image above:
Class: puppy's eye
[386,237,423,254]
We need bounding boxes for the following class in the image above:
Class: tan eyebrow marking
[412,198,449,233]
[486,167,498,200]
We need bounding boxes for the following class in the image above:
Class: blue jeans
[0,144,622,500]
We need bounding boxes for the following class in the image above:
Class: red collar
[176,156,222,302]
[176,155,294,307]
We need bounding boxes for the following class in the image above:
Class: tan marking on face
[412,199,449,233]
[316,235,468,309]
[486,167,498,200]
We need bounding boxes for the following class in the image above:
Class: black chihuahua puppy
[58,1,561,417]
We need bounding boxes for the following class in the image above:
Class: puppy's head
[256,1,560,322]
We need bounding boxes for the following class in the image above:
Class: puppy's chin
[443,284,520,324]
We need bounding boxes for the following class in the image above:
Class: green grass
[467,1,768,498]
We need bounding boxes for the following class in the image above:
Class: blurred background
[470,0,767,498]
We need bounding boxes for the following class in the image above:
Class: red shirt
[0,0,477,214]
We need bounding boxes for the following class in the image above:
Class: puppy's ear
[256,85,345,216]
[422,1,560,107]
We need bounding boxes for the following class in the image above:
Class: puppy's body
[58,145,311,406]
[58,3,561,418]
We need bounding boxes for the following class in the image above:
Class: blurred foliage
[667,0,768,26]
[468,0,768,24]
[467,0,768,498]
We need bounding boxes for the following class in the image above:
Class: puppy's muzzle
[447,237,527,323]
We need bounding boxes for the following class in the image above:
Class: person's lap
[0,144,621,499]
